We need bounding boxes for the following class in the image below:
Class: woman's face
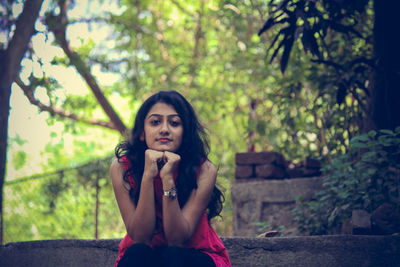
[141,102,183,152]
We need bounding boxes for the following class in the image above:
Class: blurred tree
[2,0,383,242]
[1,0,127,243]
[0,0,44,244]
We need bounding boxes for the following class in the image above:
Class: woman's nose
[160,121,169,134]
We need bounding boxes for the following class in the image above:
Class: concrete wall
[1,236,400,267]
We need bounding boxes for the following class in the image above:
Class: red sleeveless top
[114,157,231,267]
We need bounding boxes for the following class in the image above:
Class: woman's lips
[158,138,172,143]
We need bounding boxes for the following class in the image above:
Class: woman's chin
[150,145,178,153]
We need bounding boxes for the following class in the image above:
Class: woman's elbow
[165,230,191,247]
[128,229,152,245]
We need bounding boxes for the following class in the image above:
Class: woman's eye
[150,119,160,125]
[170,120,181,127]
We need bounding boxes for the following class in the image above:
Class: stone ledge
[1,235,400,267]
[0,239,119,267]
[224,235,400,267]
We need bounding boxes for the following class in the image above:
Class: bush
[294,127,400,235]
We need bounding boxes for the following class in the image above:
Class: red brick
[255,164,285,179]
[235,165,254,178]
[235,152,286,166]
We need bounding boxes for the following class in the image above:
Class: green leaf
[351,134,370,142]
[256,120,267,136]
[379,129,394,135]
[367,130,377,137]
[12,151,27,170]
[361,151,377,161]
[350,142,368,149]
[281,36,294,73]
[258,17,275,36]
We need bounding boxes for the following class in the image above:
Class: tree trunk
[369,0,400,131]
[0,0,44,244]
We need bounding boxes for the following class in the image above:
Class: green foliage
[253,221,270,234]
[4,156,124,243]
[5,0,378,242]
[8,135,28,170]
[258,0,373,156]
[294,127,400,235]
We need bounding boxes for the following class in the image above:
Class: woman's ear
[140,132,145,141]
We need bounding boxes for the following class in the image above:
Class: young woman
[111,91,231,267]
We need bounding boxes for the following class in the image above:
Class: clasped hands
[144,149,180,182]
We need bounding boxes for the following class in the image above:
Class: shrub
[294,127,400,235]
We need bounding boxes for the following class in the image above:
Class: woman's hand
[143,149,180,181]
[143,149,165,179]
[159,151,181,181]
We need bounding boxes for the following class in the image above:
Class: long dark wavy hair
[115,90,224,220]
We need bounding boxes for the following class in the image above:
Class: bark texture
[370,1,400,130]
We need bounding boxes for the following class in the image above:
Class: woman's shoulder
[201,159,216,171]
[111,156,131,170]
[110,159,124,177]
[198,159,217,180]
[110,158,132,191]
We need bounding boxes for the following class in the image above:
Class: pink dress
[114,157,231,267]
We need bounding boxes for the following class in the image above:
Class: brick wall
[235,151,321,181]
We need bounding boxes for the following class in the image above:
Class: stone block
[231,177,323,237]
[235,164,254,178]
[236,152,286,166]
[255,164,285,179]
[341,219,353,234]
[352,209,371,235]
[371,203,400,235]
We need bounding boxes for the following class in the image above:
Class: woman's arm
[160,155,217,246]
[110,157,157,244]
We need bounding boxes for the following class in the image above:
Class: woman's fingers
[160,152,180,179]
[163,151,180,163]
[144,149,165,178]
[144,150,181,179]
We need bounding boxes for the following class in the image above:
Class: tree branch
[249,0,265,24]
[170,0,194,17]
[15,77,118,131]
[46,0,127,135]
